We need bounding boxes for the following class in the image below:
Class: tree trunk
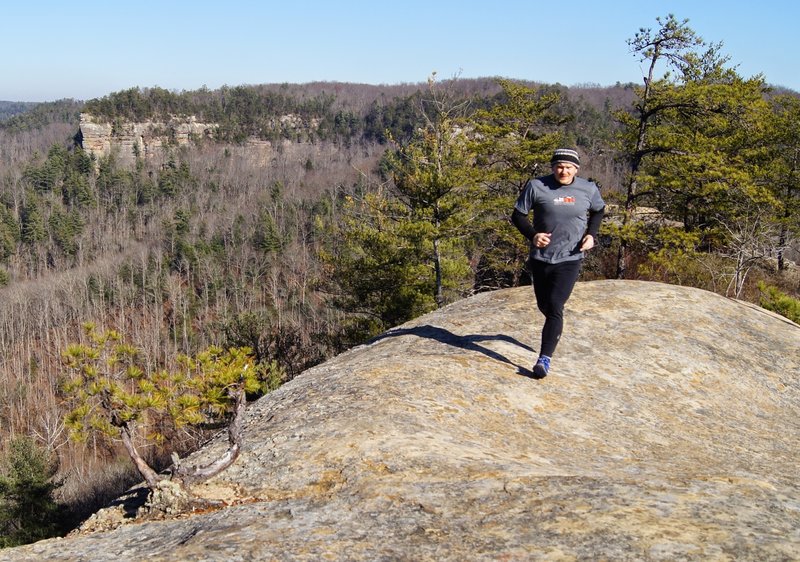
[175,386,247,482]
[433,237,444,307]
[119,422,161,489]
[777,223,786,272]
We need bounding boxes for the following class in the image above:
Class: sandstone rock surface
[79,113,217,165]
[78,112,329,168]
[2,280,798,561]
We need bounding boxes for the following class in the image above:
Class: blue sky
[3,0,798,102]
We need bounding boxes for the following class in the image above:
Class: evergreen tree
[61,324,279,490]
[380,79,478,308]
[326,75,483,343]
[0,204,19,262]
[468,79,568,288]
[49,208,84,257]
[20,198,46,244]
[22,145,68,194]
[325,189,439,343]
[0,437,63,547]
[767,95,800,271]
[614,14,774,281]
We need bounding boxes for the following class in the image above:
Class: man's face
[553,162,578,185]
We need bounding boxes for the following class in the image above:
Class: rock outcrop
[77,113,330,169]
[2,280,798,561]
[78,113,217,165]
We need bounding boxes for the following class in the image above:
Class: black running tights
[528,259,582,357]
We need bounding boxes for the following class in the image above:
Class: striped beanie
[550,148,580,168]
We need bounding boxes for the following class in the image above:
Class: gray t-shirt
[514,174,606,264]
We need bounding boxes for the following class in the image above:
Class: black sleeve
[586,206,605,238]
[511,208,536,241]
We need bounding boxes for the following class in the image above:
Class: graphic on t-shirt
[553,196,576,205]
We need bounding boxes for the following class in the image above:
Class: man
[511,148,605,378]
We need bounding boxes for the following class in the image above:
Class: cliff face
[77,113,333,169]
[3,280,799,561]
[78,113,217,165]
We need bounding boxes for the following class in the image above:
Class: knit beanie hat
[550,148,580,168]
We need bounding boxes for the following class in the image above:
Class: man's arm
[511,208,536,241]
[579,205,606,251]
[586,206,605,238]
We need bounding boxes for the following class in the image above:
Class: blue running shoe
[532,355,551,378]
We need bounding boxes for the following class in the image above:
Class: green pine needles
[0,437,62,547]
[61,323,282,490]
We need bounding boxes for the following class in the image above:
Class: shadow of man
[370,325,543,379]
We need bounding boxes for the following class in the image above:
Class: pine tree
[614,14,774,281]
[61,324,280,490]
[325,75,482,342]
[468,79,568,288]
[0,437,62,546]
[767,95,800,271]
[20,197,46,245]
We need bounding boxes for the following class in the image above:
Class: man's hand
[579,234,595,251]
[534,232,551,248]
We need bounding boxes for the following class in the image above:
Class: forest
[0,15,798,546]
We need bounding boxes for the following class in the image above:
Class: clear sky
[3,0,798,102]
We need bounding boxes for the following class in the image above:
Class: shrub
[758,282,800,324]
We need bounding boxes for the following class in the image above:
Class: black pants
[528,258,582,357]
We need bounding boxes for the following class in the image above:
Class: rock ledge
[2,281,798,561]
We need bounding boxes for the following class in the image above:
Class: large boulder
[3,280,798,561]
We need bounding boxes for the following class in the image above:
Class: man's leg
[539,259,582,357]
